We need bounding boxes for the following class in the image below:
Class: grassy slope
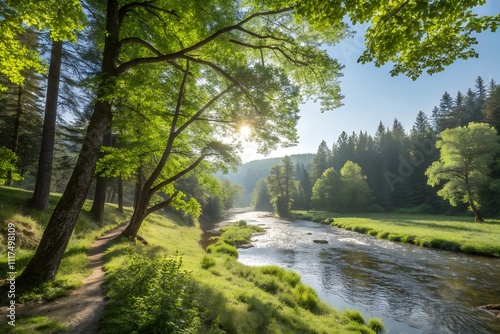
[294,211,500,257]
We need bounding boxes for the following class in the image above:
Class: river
[201,210,500,334]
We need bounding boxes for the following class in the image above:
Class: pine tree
[267,156,296,217]
[483,85,500,134]
[331,131,354,170]
[252,178,273,211]
[0,28,44,187]
[311,140,331,181]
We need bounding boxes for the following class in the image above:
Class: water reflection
[222,211,500,334]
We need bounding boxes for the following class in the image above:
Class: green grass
[0,316,66,334]
[100,212,381,333]
[206,220,265,258]
[294,210,500,257]
[0,186,131,302]
[218,219,266,246]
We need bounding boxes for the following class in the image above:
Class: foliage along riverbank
[293,211,500,257]
[100,218,383,333]
[1,187,383,333]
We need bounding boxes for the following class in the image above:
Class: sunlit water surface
[201,211,500,334]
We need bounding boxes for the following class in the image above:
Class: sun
[239,125,251,137]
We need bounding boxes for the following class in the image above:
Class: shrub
[206,241,239,258]
[201,255,216,269]
[101,253,201,334]
[236,220,247,227]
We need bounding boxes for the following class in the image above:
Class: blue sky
[242,1,500,162]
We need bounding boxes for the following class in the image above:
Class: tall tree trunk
[6,85,23,186]
[122,190,149,238]
[18,0,121,285]
[90,132,112,224]
[133,165,144,209]
[117,176,123,212]
[470,200,484,222]
[31,40,63,210]
[107,180,116,203]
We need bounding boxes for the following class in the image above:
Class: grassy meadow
[0,186,382,333]
[294,211,500,257]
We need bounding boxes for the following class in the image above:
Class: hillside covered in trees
[249,76,500,219]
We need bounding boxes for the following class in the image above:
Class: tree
[433,91,456,132]
[0,0,84,89]
[483,85,500,134]
[296,168,312,210]
[338,161,372,212]
[30,40,64,210]
[0,147,22,184]
[311,140,331,181]
[426,123,500,222]
[252,178,273,211]
[331,131,355,170]
[267,156,296,217]
[311,167,341,212]
[297,0,500,79]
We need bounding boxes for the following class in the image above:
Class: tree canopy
[426,122,500,221]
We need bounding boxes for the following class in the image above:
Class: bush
[201,255,216,269]
[236,220,247,227]
[101,253,201,334]
[206,241,239,258]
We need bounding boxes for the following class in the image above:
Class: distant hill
[218,154,314,195]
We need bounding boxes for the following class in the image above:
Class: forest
[1,0,500,333]
[250,76,500,221]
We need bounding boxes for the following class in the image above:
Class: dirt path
[10,224,127,333]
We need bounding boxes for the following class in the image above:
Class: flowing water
[201,211,500,334]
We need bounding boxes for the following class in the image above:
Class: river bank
[233,211,500,334]
[293,211,500,257]
[99,212,382,333]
